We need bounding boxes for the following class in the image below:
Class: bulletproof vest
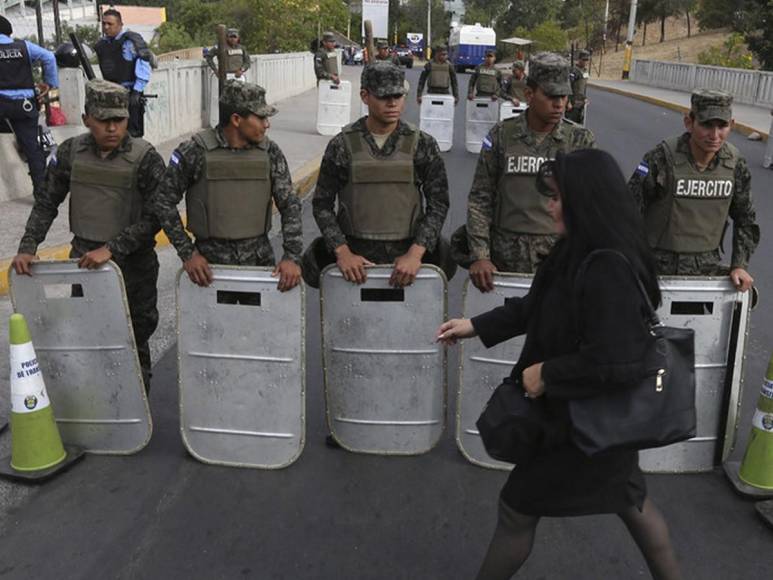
[428,61,450,90]
[494,119,576,235]
[475,67,498,95]
[571,68,588,102]
[95,37,135,85]
[225,47,245,73]
[0,40,34,90]
[645,137,737,253]
[339,125,421,240]
[68,134,151,242]
[186,128,272,240]
[322,51,339,76]
[507,77,527,100]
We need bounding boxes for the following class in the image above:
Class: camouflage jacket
[468,65,502,98]
[312,118,450,253]
[147,126,303,264]
[314,49,337,80]
[467,112,596,261]
[374,53,400,66]
[502,75,527,101]
[628,132,759,269]
[417,61,459,99]
[568,65,589,104]
[18,133,165,258]
[205,43,251,74]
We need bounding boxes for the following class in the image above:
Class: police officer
[452,52,596,291]
[468,49,502,101]
[149,80,302,296]
[503,60,527,106]
[205,28,251,80]
[302,62,455,289]
[566,49,590,124]
[374,39,399,65]
[0,15,58,198]
[314,31,340,85]
[94,8,153,137]
[628,89,759,292]
[416,45,459,105]
[11,80,165,389]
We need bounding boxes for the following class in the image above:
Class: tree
[513,19,568,53]
[696,0,745,32]
[156,21,195,52]
[738,0,773,70]
[463,0,510,26]
[697,32,754,69]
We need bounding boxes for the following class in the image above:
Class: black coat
[471,244,653,516]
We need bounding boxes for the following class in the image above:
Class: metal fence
[631,59,773,107]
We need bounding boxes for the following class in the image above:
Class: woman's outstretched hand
[436,318,476,346]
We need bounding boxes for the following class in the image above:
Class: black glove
[129,90,143,107]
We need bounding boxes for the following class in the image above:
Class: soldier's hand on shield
[491,95,498,101]
[331,74,341,85]
[511,98,520,106]
[436,318,476,346]
[469,259,497,293]
[417,96,422,105]
[272,259,301,292]
[730,268,754,292]
[11,253,38,276]
[335,245,374,284]
[522,362,545,398]
[391,245,425,287]
[467,94,474,101]
[184,251,214,287]
[78,246,112,269]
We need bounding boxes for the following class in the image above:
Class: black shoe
[325,434,341,448]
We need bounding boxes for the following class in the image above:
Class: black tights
[475,497,682,580]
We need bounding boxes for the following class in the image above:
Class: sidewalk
[590,79,773,139]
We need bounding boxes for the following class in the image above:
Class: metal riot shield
[9,261,152,454]
[499,101,527,122]
[419,94,455,152]
[321,265,447,455]
[177,267,305,469]
[764,114,773,168]
[457,274,531,470]
[316,80,352,136]
[465,97,500,153]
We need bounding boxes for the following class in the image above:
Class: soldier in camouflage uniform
[452,52,596,292]
[417,45,459,105]
[302,62,456,289]
[468,49,502,101]
[205,28,251,80]
[148,80,303,297]
[314,31,340,85]
[503,60,527,106]
[565,49,590,124]
[628,89,759,292]
[374,39,399,65]
[12,79,164,389]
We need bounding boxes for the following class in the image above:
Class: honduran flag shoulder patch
[635,161,649,176]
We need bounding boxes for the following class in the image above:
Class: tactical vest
[571,68,589,103]
[225,47,245,73]
[507,77,527,101]
[428,61,451,90]
[68,134,151,242]
[186,128,273,240]
[476,68,498,95]
[95,37,135,85]
[644,137,737,253]
[322,51,339,76]
[0,40,34,90]
[339,125,421,240]
[494,119,572,235]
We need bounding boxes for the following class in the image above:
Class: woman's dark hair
[553,149,661,306]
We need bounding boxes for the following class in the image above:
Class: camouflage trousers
[652,248,727,276]
[70,238,159,390]
[451,225,559,274]
[301,235,457,288]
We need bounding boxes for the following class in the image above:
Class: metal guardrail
[631,59,773,107]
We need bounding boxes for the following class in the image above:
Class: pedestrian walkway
[591,79,773,139]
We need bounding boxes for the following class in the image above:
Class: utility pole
[53,0,63,45]
[622,0,638,79]
[35,0,44,45]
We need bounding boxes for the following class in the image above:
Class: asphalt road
[0,68,772,579]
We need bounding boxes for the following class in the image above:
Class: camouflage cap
[85,79,129,119]
[226,28,239,37]
[512,60,525,70]
[220,79,277,117]
[691,88,733,123]
[361,62,407,97]
[528,52,571,96]
[376,39,389,49]
[577,49,591,60]
[322,31,336,42]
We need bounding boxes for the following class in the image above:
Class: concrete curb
[589,82,770,141]
[0,156,322,297]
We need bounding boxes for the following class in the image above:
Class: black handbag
[568,250,697,456]
[476,378,545,465]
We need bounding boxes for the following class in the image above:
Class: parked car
[393,45,414,68]
[353,48,365,65]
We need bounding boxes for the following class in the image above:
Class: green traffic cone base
[0,445,85,483]
[723,461,773,499]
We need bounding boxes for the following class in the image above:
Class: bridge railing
[631,59,773,107]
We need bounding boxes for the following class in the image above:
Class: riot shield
[465,97,500,153]
[499,101,527,122]
[321,265,447,455]
[419,94,455,152]
[9,261,152,454]
[764,114,773,168]
[177,266,305,469]
[317,80,352,136]
[457,274,531,470]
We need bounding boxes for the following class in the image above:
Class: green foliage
[156,22,196,53]
[463,0,510,27]
[513,19,568,53]
[696,0,744,32]
[737,0,773,70]
[61,22,101,47]
[697,32,754,69]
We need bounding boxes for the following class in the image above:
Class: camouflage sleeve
[204,48,217,73]
[449,66,459,100]
[314,52,331,80]
[466,125,501,261]
[413,132,449,252]
[729,157,760,269]
[468,68,478,98]
[312,135,349,252]
[572,126,596,149]
[495,70,503,97]
[105,147,165,258]
[268,142,303,264]
[241,48,251,71]
[417,63,430,96]
[627,146,663,213]
[146,140,203,262]
[17,138,73,255]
